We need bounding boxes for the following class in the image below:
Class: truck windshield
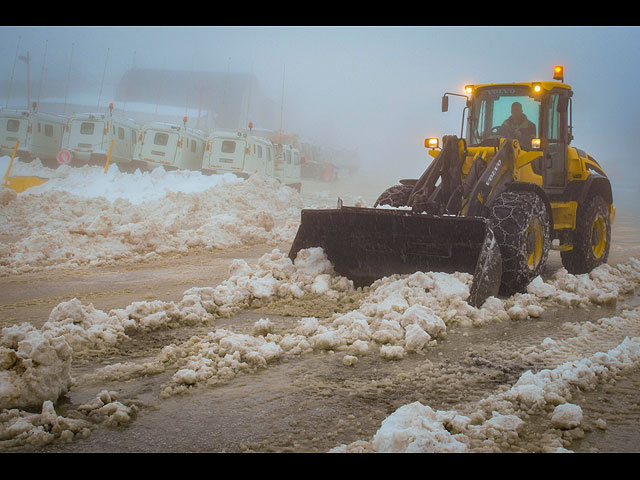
[468,86,541,149]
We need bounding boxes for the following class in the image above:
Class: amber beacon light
[553,65,564,82]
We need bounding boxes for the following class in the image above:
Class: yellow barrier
[104,139,114,173]
[3,140,20,185]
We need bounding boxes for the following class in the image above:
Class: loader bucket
[288,206,502,307]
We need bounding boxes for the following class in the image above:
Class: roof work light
[425,137,439,150]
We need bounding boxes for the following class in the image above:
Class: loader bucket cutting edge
[288,207,502,307]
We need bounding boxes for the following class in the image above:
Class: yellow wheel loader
[289,66,614,306]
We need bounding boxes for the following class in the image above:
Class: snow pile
[0,323,73,410]
[84,256,640,399]
[8,254,640,413]
[332,307,640,453]
[0,389,136,449]
[1,157,242,204]
[334,261,639,452]
[2,218,640,451]
[369,402,468,453]
[539,261,640,307]
[182,247,353,318]
[0,160,303,274]
[76,389,138,427]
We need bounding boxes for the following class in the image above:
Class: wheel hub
[526,216,543,270]
[591,215,607,258]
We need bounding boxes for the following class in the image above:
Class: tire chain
[373,184,414,208]
[486,191,552,296]
[560,195,610,274]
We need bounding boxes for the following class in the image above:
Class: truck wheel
[560,195,611,274]
[487,191,551,296]
[373,184,414,208]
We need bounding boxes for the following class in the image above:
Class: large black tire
[487,191,552,296]
[373,184,414,208]
[560,195,611,274]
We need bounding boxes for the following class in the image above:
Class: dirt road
[2,178,640,453]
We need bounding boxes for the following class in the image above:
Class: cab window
[6,119,20,132]
[80,122,95,135]
[154,132,169,146]
[469,87,540,148]
[222,140,236,153]
[544,94,563,142]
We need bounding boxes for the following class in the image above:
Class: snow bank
[73,254,640,403]
[0,157,241,204]
[332,307,640,453]
[3,154,640,451]
[0,160,303,274]
[3,253,640,450]
[5,251,640,414]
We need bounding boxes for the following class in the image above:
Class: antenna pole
[122,50,135,112]
[97,48,110,111]
[18,51,31,109]
[279,64,285,136]
[6,35,21,108]
[37,39,48,106]
[63,43,74,115]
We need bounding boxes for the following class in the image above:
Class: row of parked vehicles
[0,103,302,191]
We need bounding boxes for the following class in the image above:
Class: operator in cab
[501,101,536,147]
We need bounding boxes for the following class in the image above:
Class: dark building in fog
[114,68,279,132]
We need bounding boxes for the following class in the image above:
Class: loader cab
[463,81,573,193]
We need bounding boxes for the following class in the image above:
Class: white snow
[2,155,640,452]
[0,157,303,274]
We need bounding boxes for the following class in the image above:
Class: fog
[1,25,639,192]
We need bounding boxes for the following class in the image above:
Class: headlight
[425,137,439,149]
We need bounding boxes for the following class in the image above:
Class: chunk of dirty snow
[507,305,529,321]
[371,402,467,453]
[380,344,405,360]
[551,403,583,429]
[404,324,432,352]
[342,355,358,366]
[0,324,73,410]
[400,304,446,339]
[527,276,556,298]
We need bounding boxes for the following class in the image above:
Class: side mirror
[441,95,449,112]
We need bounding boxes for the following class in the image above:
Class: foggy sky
[1,25,639,185]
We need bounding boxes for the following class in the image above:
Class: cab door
[69,119,105,152]
[212,138,246,172]
[1,115,28,153]
[542,91,571,193]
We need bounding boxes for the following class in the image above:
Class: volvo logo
[486,159,502,186]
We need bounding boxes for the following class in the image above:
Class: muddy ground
[2,177,640,453]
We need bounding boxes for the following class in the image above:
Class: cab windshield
[467,86,541,149]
